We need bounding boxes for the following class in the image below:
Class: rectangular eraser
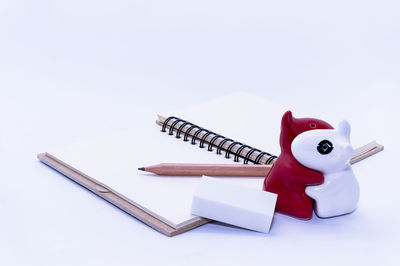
[191,176,277,233]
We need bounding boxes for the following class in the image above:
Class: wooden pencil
[138,142,384,177]
[138,163,272,177]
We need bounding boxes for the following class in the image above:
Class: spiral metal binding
[184,125,200,142]
[200,131,214,148]
[176,121,191,139]
[217,138,233,155]
[265,155,278,164]
[243,148,261,164]
[225,141,243,159]
[192,128,205,145]
[161,116,277,164]
[234,145,252,162]
[169,118,184,135]
[161,116,178,132]
[208,135,224,151]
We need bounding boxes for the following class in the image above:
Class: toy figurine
[291,120,359,218]
[263,111,333,219]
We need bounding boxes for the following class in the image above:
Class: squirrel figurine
[263,111,333,219]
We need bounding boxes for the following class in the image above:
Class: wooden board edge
[37,153,209,237]
[350,144,384,164]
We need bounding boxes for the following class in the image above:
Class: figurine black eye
[317,140,333,155]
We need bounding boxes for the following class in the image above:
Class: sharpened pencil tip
[138,167,145,171]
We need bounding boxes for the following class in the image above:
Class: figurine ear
[338,120,351,140]
[281,111,294,130]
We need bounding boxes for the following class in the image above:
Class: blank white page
[48,92,295,228]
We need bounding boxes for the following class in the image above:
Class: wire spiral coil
[161,116,277,165]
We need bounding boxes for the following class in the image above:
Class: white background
[1,1,399,265]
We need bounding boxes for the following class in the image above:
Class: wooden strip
[37,153,210,237]
[350,144,384,164]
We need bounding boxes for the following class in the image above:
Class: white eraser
[191,176,277,233]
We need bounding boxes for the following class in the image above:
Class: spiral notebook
[37,92,383,236]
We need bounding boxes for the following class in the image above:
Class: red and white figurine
[264,111,359,219]
[263,111,333,219]
[291,120,359,218]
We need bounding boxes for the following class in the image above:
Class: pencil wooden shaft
[144,163,272,177]
[141,142,383,177]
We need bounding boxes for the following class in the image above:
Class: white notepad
[40,92,377,235]
[45,93,285,227]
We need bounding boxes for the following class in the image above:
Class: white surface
[292,121,359,217]
[49,93,283,228]
[1,1,399,266]
[191,176,277,233]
